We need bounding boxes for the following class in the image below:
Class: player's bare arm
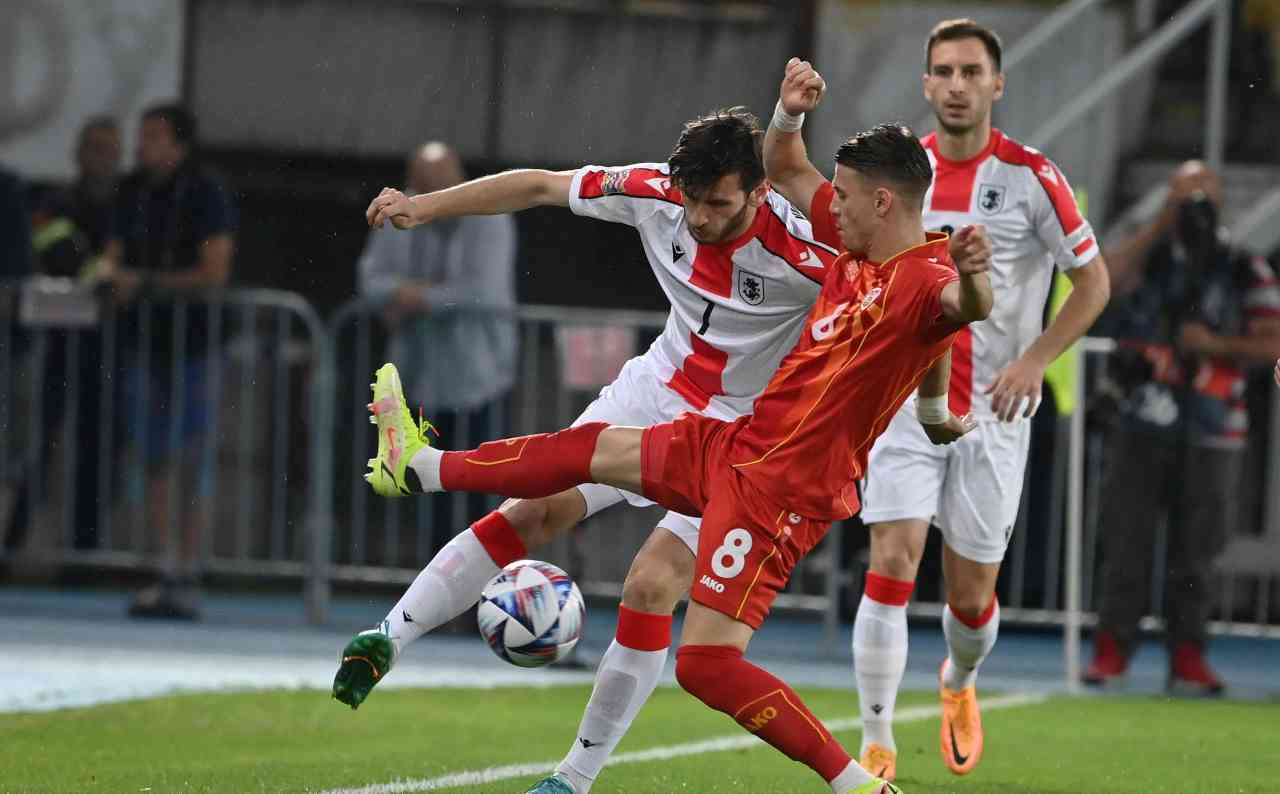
[939,224,993,323]
[985,254,1110,422]
[916,348,977,445]
[762,57,829,211]
[366,169,576,229]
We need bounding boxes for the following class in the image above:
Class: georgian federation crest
[737,269,765,306]
[978,183,1006,215]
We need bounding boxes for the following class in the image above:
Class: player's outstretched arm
[366,169,576,229]
[917,349,976,445]
[763,57,829,213]
[940,225,994,323]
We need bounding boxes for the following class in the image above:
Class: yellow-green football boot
[363,362,435,498]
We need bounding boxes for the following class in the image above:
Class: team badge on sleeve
[737,269,766,306]
[601,168,630,195]
[978,183,1006,215]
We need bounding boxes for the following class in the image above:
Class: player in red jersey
[366,123,993,794]
[764,20,1111,781]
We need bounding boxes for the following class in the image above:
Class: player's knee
[498,498,551,548]
[872,545,922,582]
[620,566,682,614]
[948,591,995,621]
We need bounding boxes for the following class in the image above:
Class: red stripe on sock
[615,605,672,651]
[865,571,914,606]
[950,596,997,629]
[440,422,606,498]
[675,645,851,782]
[471,511,527,568]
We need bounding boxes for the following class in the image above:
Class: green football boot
[363,362,436,498]
[524,775,577,794]
[332,623,397,709]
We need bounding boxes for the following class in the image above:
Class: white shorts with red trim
[859,401,1031,565]
[571,355,710,553]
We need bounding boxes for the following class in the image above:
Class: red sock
[440,422,607,498]
[675,645,852,782]
[471,511,527,567]
[950,596,998,629]
[615,605,672,651]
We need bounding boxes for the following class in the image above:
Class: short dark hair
[78,115,119,143]
[142,102,197,147]
[834,123,933,207]
[667,107,765,197]
[926,18,1003,72]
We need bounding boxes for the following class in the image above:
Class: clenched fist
[366,187,420,229]
[780,57,826,116]
[948,224,992,276]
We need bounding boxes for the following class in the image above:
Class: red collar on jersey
[924,128,1004,168]
[851,231,949,273]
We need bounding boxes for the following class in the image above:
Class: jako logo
[698,574,725,593]
[743,705,778,732]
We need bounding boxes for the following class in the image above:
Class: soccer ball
[478,559,585,668]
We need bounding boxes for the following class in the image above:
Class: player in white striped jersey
[334,108,848,794]
[763,19,1111,782]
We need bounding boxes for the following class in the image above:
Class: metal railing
[6,285,1280,668]
[1,282,334,622]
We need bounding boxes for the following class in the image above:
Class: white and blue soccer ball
[478,559,585,668]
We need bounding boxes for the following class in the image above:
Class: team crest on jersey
[978,183,1006,215]
[737,269,766,306]
[859,287,882,311]
[601,168,630,195]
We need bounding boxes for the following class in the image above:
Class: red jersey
[729,232,961,520]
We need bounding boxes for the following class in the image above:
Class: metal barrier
[6,285,1279,656]
[0,282,334,622]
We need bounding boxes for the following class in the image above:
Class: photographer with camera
[1085,161,1280,695]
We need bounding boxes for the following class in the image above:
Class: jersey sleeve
[919,261,960,328]
[760,193,840,286]
[1244,255,1280,319]
[807,181,842,250]
[568,163,679,227]
[1029,156,1098,271]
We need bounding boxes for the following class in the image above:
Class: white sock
[829,759,876,792]
[852,594,908,754]
[556,640,668,792]
[380,528,497,655]
[942,600,1000,691]
[408,446,444,492]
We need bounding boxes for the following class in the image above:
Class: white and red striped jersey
[920,129,1098,419]
[569,163,838,420]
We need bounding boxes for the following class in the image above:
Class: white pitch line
[316,691,1047,794]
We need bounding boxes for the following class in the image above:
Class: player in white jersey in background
[333,108,843,794]
[763,19,1111,782]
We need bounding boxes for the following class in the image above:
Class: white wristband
[771,99,805,133]
[916,394,949,425]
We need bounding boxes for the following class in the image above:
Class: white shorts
[570,356,715,553]
[860,404,1031,565]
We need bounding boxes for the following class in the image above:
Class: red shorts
[640,413,830,629]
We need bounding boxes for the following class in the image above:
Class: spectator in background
[8,116,123,556]
[64,116,122,255]
[0,165,32,563]
[358,141,516,555]
[103,103,237,620]
[1086,161,1280,695]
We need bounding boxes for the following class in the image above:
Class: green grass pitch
[3,685,1277,793]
